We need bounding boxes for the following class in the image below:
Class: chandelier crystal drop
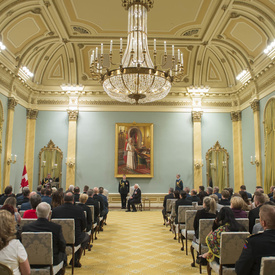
[90,0,184,104]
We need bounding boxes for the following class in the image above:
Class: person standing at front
[175,174,183,191]
[119,174,129,209]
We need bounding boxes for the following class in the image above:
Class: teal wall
[259,91,275,188]
[242,106,256,193]
[0,93,8,192]
[201,113,234,188]
[76,112,193,193]
[33,111,68,189]
[10,104,26,193]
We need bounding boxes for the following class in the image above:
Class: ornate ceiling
[0,0,274,111]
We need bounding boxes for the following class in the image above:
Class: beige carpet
[65,210,206,274]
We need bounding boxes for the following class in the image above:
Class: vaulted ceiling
[0,0,274,111]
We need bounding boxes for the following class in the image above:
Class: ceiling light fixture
[90,0,184,104]
[264,39,275,59]
[236,70,251,84]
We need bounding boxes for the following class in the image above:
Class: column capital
[67,110,79,121]
[192,111,203,122]
[8,97,18,110]
[231,111,242,122]
[26,109,38,120]
[250,99,260,112]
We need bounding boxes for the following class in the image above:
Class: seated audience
[36,185,42,197]
[268,186,275,198]
[86,189,100,224]
[187,189,200,203]
[68,185,74,193]
[126,184,141,212]
[162,187,174,223]
[83,185,89,194]
[249,191,266,233]
[21,192,37,211]
[210,194,223,211]
[0,210,30,275]
[184,187,191,197]
[194,196,217,240]
[52,192,89,268]
[213,186,222,200]
[236,204,275,275]
[173,190,180,200]
[22,194,41,219]
[17,187,30,206]
[22,202,66,272]
[240,185,252,199]
[3,197,21,224]
[175,191,192,223]
[230,196,247,218]
[99,187,109,221]
[239,190,251,210]
[200,207,246,263]
[206,187,213,196]
[74,186,80,202]
[51,191,64,209]
[41,188,46,198]
[0,185,13,205]
[218,190,231,206]
[198,186,208,205]
[41,189,52,205]
[77,194,92,232]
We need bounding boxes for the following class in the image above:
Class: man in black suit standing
[235,204,275,275]
[22,202,66,272]
[162,188,174,223]
[126,184,141,212]
[118,174,129,209]
[175,174,183,191]
[52,192,89,268]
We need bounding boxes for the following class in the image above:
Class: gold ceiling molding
[8,97,18,110]
[67,110,78,121]
[37,99,69,105]
[250,99,260,113]
[192,111,203,122]
[230,111,242,122]
[26,108,38,119]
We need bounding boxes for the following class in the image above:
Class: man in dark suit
[235,204,275,275]
[0,185,13,205]
[74,186,80,202]
[218,190,231,206]
[52,192,89,268]
[22,202,66,270]
[118,174,129,209]
[175,191,192,223]
[162,188,174,223]
[17,187,30,206]
[213,186,222,200]
[240,184,252,199]
[41,189,52,205]
[126,184,141,212]
[20,191,37,210]
[86,189,100,224]
[187,189,200,203]
[248,191,265,233]
[175,174,183,191]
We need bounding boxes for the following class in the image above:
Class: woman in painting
[126,138,136,170]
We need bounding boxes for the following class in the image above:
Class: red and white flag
[21,165,29,188]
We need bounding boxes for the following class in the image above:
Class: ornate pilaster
[250,100,262,186]
[8,97,17,110]
[231,110,244,190]
[192,111,203,190]
[67,110,79,121]
[26,109,38,119]
[251,99,260,113]
[230,111,241,122]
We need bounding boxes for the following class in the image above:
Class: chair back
[51,219,75,244]
[198,219,215,245]
[20,218,37,228]
[196,205,204,210]
[185,210,197,230]
[192,202,198,208]
[220,232,250,265]
[87,205,95,223]
[255,218,260,224]
[21,232,53,265]
[170,200,177,217]
[0,263,13,275]
[260,256,275,275]
[178,206,194,224]
[19,210,26,217]
[236,218,249,231]
[166,199,177,212]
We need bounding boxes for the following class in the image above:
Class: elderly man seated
[22,202,67,274]
[126,184,141,212]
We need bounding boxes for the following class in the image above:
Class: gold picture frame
[115,122,153,178]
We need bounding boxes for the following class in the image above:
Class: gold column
[3,98,17,189]
[192,111,203,190]
[251,100,262,186]
[65,110,78,189]
[24,109,38,191]
[231,111,244,191]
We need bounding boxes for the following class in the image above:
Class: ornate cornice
[231,111,241,122]
[26,109,38,119]
[8,97,18,110]
[67,110,79,121]
[192,111,203,122]
[250,99,259,112]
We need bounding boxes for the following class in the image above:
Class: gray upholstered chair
[0,263,13,275]
[177,206,194,241]
[191,219,215,274]
[196,205,204,211]
[21,232,64,275]
[181,210,196,254]
[255,218,260,224]
[20,218,37,228]
[235,218,249,232]
[260,256,275,275]
[87,205,98,243]
[164,198,177,225]
[207,232,250,275]
[51,219,81,275]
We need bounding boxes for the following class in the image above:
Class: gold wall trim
[8,97,18,110]
[231,111,241,122]
[250,99,260,112]
[26,109,39,119]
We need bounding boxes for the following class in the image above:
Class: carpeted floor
[65,210,206,274]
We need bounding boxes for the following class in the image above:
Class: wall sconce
[210,162,216,170]
[53,163,58,169]
[222,161,227,168]
[194,159,204,169]
[41,161,46,167]
[66,158,75,168]
[250,156,260,166]
[7,154,17,165]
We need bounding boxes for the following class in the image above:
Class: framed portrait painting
[115,122,153,178]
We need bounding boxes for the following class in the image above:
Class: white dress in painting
[126,143,135,170]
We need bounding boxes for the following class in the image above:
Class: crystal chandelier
[90,0,184,104]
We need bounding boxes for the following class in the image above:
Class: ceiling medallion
[90,0,184,104]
